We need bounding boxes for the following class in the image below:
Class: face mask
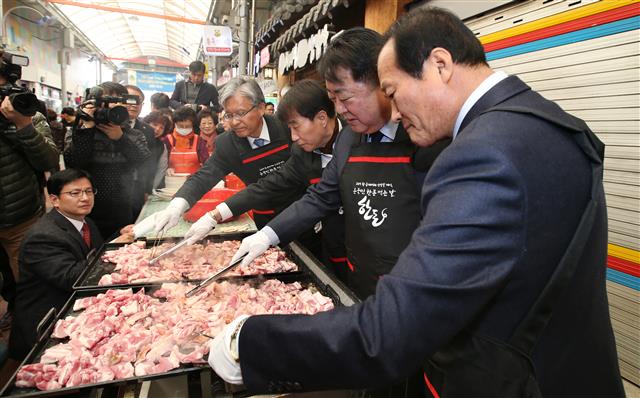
[176,127,192,136]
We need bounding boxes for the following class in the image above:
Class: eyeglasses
[223,105,256,121]
[60,188,97,198]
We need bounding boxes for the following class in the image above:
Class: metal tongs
[185,253,248,298]
[148,237,190,265]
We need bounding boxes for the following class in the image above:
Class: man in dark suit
[135,77,302,236]
[208,8,624,398]
[184,79,347,278]
[9,169,103,361]
[170,61,221,113]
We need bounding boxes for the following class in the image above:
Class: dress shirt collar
[453,71,508,139]
[379,121,399,142]
[56,209,85,234]
[247,118,270,149]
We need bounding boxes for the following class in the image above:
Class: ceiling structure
[43,0,220,66]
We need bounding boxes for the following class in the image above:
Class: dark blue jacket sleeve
[266,129,351,244]
[238,138,525,392]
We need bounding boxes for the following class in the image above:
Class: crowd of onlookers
[0,60,256,380]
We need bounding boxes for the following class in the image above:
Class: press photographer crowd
[0,3,635,397]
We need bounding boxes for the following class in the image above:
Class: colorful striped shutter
[465,0,640,386]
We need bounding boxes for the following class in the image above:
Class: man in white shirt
[9,169,102,361]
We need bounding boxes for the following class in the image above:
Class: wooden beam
[47,0,207,25]
[364,0,411,34]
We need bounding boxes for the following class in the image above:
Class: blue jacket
[238,76,623,397]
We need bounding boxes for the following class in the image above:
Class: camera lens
[9,92,39,116]
[107,105,129,125]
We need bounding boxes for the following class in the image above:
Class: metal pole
[60,49,67,107]
[249,0,256,75]
[238,0,248,76]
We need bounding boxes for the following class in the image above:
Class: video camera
[0,52,40,129]
[78,86,140,125]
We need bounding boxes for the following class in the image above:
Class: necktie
[254,138,268,148]
[369,131,384,143]
[81,222,91,248]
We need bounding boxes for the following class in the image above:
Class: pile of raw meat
[98,240,298,285]
[16,280,334,391]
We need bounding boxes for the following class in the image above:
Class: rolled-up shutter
[465,0,640,386]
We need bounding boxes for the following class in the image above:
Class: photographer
[64,82,150,239]
[170,61,221,112]
[0,51,59,328]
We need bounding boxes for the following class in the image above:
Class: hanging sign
[203,25,233,56]
[260,46,270,68]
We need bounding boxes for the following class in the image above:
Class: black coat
[170,80,221,112]
[64,124,150,238]
[237,76,623,397]
[9,210,103,360]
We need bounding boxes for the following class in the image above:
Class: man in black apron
[184,80,347,279]
[208,8,624,398]
[137,77,301,235]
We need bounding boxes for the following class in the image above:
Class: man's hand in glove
[184,211,217,244]
[231,230,272,267]
[153,198,189,234]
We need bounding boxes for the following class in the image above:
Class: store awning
[46,0,213,66]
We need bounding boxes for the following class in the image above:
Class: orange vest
[168,134,200,175]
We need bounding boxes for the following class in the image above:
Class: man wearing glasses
[139,77,304,235]
[8,169,103,361]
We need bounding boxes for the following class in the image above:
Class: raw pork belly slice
[17,279,334,391]
[98,241,298,285]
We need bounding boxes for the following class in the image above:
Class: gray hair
[219,77,265,107]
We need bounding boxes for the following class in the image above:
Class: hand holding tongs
[185,253,247,297]
[148,238,190,265]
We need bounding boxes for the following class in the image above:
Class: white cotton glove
[231,230,272,267]
[154,197,189,234]
[132,215,156,239]
[208,315,250,385]
[184,212,217,245]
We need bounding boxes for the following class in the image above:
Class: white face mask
[175,127,192,136]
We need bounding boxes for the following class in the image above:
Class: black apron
[341,128,426,398]
[423,105,604,398]
[234,138,294,229]
[339,128,422,299]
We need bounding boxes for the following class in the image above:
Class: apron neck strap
[480,105,604,355]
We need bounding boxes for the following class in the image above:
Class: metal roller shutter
[464,0,640,386]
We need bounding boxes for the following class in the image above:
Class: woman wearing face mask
[166,106,200,175]
[195,110,218,164]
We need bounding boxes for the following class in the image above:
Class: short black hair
[265,102,274,109]
[317,27,384,86]
[61,107,75,116]
[150,92,170,109]
[46,108,57,122]
[385,7,488,79]
[189,61,206,73]
[98,81,128,96]
[47,169,93,196]
[125,85,144,101]
[143,111,173,136]
[196,110,218,129]
[173,106,197,125]
[277,80,335,124]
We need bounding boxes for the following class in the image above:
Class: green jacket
[0,116,59,228]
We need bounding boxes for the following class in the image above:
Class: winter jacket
[0,121,60,228]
